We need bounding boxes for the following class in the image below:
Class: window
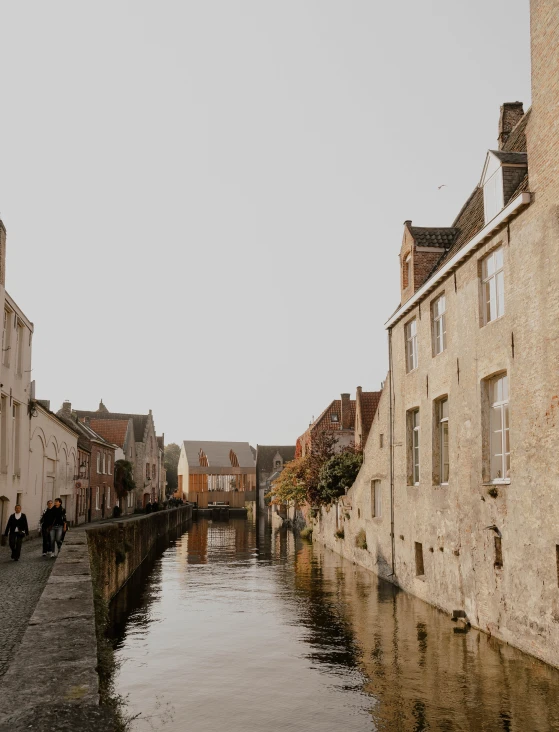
[107,455,111,475]
[432,294,446,355]
[408,409,420,485]
[489,374,510,482]
[275,460,281,468]
[405,319,418,372]
[483,168,504,223]
[494,536,503,568]
[12,403,20,475]
[437,398,449,484]
[146,463,150,480]
[14,322,22,375]
[153,464,156,481]
[331,414,339,423]
[379,434,384,448]
[371,480,382,518]
[2,309,11,366]
[404,254,412,289]
[96,452,100,473]
[102,452,106,474]
[96,486,100,510]
[106,487,111,509]
[481,247,504,324]
[415,542,425,576]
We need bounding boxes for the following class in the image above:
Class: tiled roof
[55,409,114,448]
[425,107,530,281]
[182,441,256,469]
[359,391,381,435]
[256,445,296,473]
[314,399,356,431]
[410,227,459,249]
[88,419,131,449]
[75,410,150,442]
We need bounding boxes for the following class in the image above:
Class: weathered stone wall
[87,505,192,601]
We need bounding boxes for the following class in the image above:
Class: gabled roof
[182,441,256,469]
[88,418,132,449]
[256,445,296,473]
[314,399,356,431]
[359,391,381,433]
[55,409,115,449]
[75,410,151,442]
[409,226,459,249]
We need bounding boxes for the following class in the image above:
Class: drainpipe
[388,327,396,577]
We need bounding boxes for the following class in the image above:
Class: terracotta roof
[410,227,458,249]
[88,419,131,449]
[75,410,150,442]
[359,391,381,436]
[314,399,356,431]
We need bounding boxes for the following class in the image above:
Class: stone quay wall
[0,506,192,730]
[87,505,192,601]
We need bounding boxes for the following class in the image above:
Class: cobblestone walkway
[0,536,54,678]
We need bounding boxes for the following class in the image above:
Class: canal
[108,517,559,731]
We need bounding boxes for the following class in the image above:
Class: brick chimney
[62,401,72,415]
[498,102,524,149]
[341,393,352,430]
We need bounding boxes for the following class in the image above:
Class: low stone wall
[87,505,192,601]
[0,506,192,730]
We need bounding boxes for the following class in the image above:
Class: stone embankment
[0,506,192,731]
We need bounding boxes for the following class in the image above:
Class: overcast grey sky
[0,1,530,447]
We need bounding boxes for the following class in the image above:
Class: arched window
[229,450,239,467]
[199,450,208,467]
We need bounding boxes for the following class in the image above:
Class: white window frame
[481,247,504,325]
[438,398,449,485]
[483,167,504,223]
[411,409,420,485]
[489,374,510,483]
[405,318,418,372]
[106,487,110,509]
[96,452,101,473]
[404,254,412,289]
[107,455,111,475]
[432,294,446,355]
[96,486,100,510]
[102,452,106,474]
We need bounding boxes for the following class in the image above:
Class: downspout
[388,327,396,577]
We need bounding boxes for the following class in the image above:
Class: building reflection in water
[109,517,559,732]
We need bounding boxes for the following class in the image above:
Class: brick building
[56,402,118,521]
[314,0,559,669]
[297,388,381,457]
[75,402,164,508]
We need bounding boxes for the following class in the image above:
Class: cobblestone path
[0,536,54,677]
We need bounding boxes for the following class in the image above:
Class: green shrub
[355,529,367,550]
[335,528,345,540]
[300,526,313,540]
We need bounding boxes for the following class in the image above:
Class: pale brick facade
[315,0,559,669]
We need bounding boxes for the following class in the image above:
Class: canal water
[109,517,559,731]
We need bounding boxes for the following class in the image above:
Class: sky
[0,1,531,448]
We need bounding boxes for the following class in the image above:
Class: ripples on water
[108,517,559,731]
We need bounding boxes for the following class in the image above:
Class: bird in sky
[438,184,446,190]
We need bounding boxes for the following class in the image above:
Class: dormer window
[481,151,528,225]
[331,414,339,423]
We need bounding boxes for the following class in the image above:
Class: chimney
[62,401,72,415]
[341,393,352,430]
[498,102,524,149]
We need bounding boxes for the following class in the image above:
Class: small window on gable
[403,253,412,289]
[331,413,339,423]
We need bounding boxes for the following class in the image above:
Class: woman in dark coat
[3,504,29,561]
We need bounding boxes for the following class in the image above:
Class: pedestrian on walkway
[48,498,67,558]
[39,500,54,556]
[2,505,29,561]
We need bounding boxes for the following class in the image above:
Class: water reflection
[109,517,559,731]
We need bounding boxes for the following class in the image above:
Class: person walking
[3,504,29,561]
[48,498,67,558]
[40,500,54,556]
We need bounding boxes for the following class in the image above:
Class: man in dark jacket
[3,505,29,561]
[49,498,67,558]
[39,500,54,556]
